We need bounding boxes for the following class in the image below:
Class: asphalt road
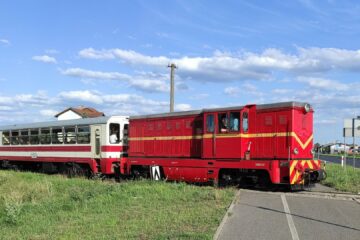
[318,154,360,168]
[216,188,360,240]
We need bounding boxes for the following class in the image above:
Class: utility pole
[168,63,177,112]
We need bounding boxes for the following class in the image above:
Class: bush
[4,199,23,225]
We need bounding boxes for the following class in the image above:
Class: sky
[1,0,360,144]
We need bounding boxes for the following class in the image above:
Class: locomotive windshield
[109,123,120,144]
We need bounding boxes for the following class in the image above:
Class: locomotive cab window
[242,112,249,133]
[206,114,214,133]
[218,113,229,133]
[230,112,240,131]
[123,124,129,145]
[109,123,120,144]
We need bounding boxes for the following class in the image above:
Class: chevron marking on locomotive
[290,159,321,184]
[129,132,313,150]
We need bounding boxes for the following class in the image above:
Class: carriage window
[206,114,214,133]
[242,112,249,133]
[123,124,129,145]
[40,128,51,144]
[19,130,29,145]
[77,126,90,144]
[52,128,64,144]
[30,129,39,145]
[279,115,287,125]
[2,131,10,145]
[109,123,120,144]
[11,130,19,145]
[166,121,172,130]
[65,126,76,144]
[265,116,273,126]
[230,112,240,131]
[218,113,229,133]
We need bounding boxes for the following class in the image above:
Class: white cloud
[297,76,349,91]
[272,88,293,94]
[32,55,57,64]
[189,93,209,100]
[62,68,130,80]
[45,49,59,54]
[224,87,240,96]
[175,103,192,111]
[62,68,171,93]
[58,90,104,104]
[0,39,10,45]
[40,109,58,117]
[78,47,360,81]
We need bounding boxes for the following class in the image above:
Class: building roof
[55,106,105,118]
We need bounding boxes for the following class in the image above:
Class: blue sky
[1,0,360,144]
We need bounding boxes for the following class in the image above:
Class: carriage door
[202,113,215,158]
[215,111,242,159]
[91,125,102,159]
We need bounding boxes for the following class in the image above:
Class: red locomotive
[124,101,325,188]
[0,101,325,188]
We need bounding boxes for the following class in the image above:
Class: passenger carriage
[0,116,129,176]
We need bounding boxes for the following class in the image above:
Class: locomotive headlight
[304,103,311,113]
[293,148,299,155]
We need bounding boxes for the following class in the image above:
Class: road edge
[213,189,241,240]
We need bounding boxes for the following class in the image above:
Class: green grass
[0,171,235,240]
[322,163,360,194]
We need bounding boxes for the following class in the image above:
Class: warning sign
[150,166,161,180]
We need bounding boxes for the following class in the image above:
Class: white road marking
[281,194,300,240]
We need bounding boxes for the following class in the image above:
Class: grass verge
[0,170,235,240]
[322,163,360,194]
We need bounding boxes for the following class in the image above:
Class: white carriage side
[0,116,129,175]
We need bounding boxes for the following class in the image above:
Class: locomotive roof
[130,101,310,120]
[0,116,112,131]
